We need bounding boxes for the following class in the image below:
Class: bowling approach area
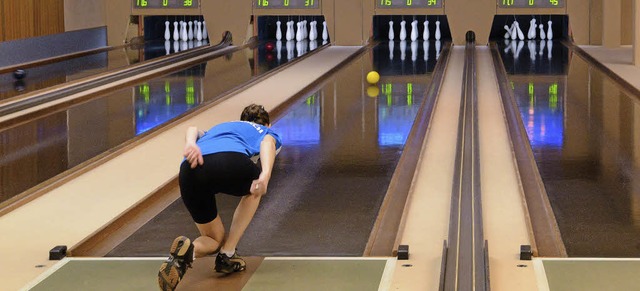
[2,1,640,290]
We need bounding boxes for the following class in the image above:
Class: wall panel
[34,0,64,37]
[2,0,35,41]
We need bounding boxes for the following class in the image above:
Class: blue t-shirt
[197,121,283,160]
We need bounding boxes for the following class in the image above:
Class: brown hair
[240,104,270,126]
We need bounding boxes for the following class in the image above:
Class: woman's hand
[250,172,270,196]
[184,142,203,168]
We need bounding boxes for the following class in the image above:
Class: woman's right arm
[184,126,204,168]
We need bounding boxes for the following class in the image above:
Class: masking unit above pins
[255,0,320,9]
[497,0,565,8]
[133,0,200,9]
[377,0,443,9]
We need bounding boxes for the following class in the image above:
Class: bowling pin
[286,21,292,41]
[188,21,193,40]
[181,21,188,41]
[504,25,512,39]
[424,20,430,40]
[322,21,328,41]
[173,21,180,41]
[400,40,406,60]
[539,24,546,40]
[303,20,308,39]
[388,21,395,40]
[546,20,553,40]
[276,21,282,40]
[511,22,518,40]
[164,21,171,40]
[435,21,441,40]
[528,18,537,39]
[546,39,552,60]
[423,40,429,61]
[515,21,525,40]
[435,40,441,59]
[399,20,407,41]
[411,40,418,62]
[202,21,208,39]
[389,41,395,60]
[410,20,418,42]
[296,22,303,41]
[310,21,317,41]
[276,40,282,61]
[195,22,202,41]
[165,40,171,54]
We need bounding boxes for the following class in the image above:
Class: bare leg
[193,215,225,258]
[221,193,261,253]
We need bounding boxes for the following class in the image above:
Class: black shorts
[179,152,260,224]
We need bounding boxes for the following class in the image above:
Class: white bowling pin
[400,40,406,60]
[389,40,395,60]
[435,20,441,40]
[411,40,418,62]
[511,22,518,40]
[181,21,188,41]
[527,19,534,39]
[546,39,552,60]
[547,20,553,40]
[529,19,537,39]
[423,40,429,61]
[322,21,328,41]
[276,21,282,40]
[388,21,395,40]
[196,22,203,41]
[311,21,318,41]
[173,21,180,41]
[539,24,546,40]
[296,22,303,41]
[423,20,430,40]
[515,22,525,40]
[303,20,308,39]
[286,21,292,41]
[202,21,208,39]
[504,25,512,39]
[435,40,441,59]
[165,40,171,54]
[164,21,171,40]
[188,21,193,40]
[410,20,418,42]
[400,20,407,41]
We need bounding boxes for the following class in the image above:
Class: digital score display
[498,0,564,8]
[255,0,319,9]
[377,0,443,8]
[133,0,199,9]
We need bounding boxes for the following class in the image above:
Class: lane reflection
[498,40,640,257]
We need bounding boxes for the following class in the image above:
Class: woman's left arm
[251,135,277,195]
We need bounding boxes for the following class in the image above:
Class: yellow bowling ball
[366,71,380,84]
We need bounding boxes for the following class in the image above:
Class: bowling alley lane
[105,40,444,258]
[0,40,212,101]
[0,42,320,210]
[496,40,640,257]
